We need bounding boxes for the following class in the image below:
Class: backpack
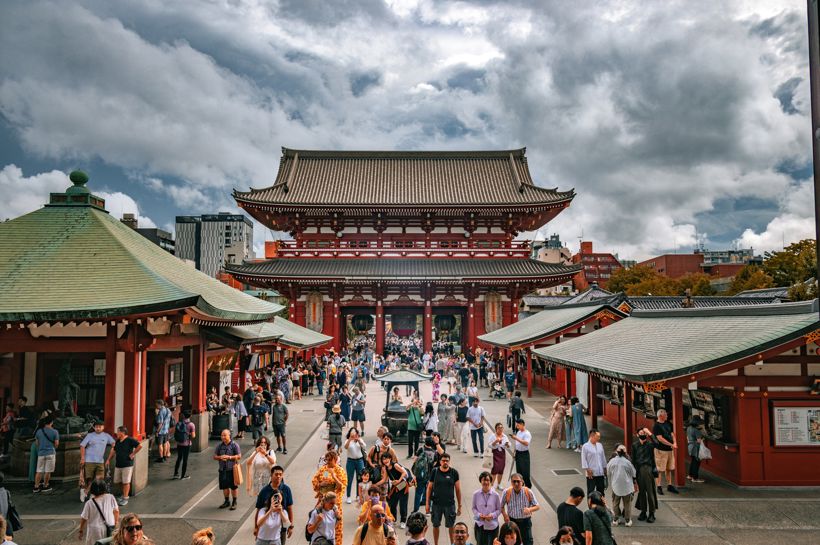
[174,421,189,443]
[411,451,432,485]
[252,408,265,427]
[359,521,389,542]
[305,508,316,541]
[504,486,535,505]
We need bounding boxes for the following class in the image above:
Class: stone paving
[8,377,820,545]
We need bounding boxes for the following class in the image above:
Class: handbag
[481,448,493,469]
[233,462,244,486]
[698,443,712,461]
[506,414,512,428]
[91,497,115,537]
[6,490,23,532]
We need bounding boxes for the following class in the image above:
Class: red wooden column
[123,351,147,439]
[526,347,533,398]
[104,325,119,433]
[672,387,687,487]
[332,297,341,353]
[623,385,634,450]
[423,300,432,354]
[376,300,385,355]
[466,298,476,353]
[589,375,600,429]
[190,340,207,414]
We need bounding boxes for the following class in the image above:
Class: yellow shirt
[357,501,395,524]
[352,522,390,545]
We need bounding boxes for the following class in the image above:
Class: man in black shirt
[652,409,679,494]
[555,486,585,540]
[425,453,461,545]
[106,425,142,506]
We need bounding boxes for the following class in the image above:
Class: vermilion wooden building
[229,149,582,354]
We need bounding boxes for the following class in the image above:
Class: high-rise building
[175,212,254,277]
[120,213,175,254]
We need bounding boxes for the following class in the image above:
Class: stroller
[490,381,506,400]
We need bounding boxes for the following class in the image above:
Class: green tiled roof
[205,317,332,350]
[479,301,627,349]
[532,300,820,384]
[0,205,284,323]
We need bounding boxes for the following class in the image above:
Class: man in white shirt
[466,399,487,458]
[508,419,532,488]
[581,429,607,494]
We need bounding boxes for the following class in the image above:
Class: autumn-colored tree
[787,280,818,301]
[678,272,716,296]
[607,265,659,293]
[763,239,817,287]
[625,275,682,296]
[726,265,774,295]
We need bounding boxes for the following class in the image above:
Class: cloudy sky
[0,0,813,260]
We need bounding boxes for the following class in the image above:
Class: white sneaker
[612,519,619,526]
[625,519,633,527]
[481,454,485,459]
[473,453,478,458]
[346,497,352,504]
[400,522,406,529]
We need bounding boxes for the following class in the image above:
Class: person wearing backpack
[500,473,539,545]
[352,502,393,545]
[172,411,196,481]
[381,453,410,529]
[104,426,142,506]
[306,492,341,545]
[250,397,269,441]
[411,439,435,512]
[33,416,59,493]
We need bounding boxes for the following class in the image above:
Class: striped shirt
[501,487,538,519]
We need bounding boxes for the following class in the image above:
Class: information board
[773,407,820,446]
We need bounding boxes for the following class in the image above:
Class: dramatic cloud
[0,0,813,258]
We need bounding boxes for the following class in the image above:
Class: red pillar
[190,340,207,414]
[589,375,600,429]
[672,387,687,487]
[104,325,118,432]
[466,298,476,352]
[123,351,146,439]
[526,347,533,398]
[423,300,432,354]
[332,298,341,352]
[623,385,634,450]
[294,300,307,327]
[376,300,385,355]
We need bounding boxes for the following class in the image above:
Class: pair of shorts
[654,449,675,471]
[114,466,134,484]
[36,454,56,473]
[218,468,238,490]
[156,433,169,444]
[273,424,287,437]
[351,409,365,422]
[84,462,105,480]
[431,503,456,528]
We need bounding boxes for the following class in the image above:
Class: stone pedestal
[131,438,150,495]
[190,412,210,452]
[10,435,83,482]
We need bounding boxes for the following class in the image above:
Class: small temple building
[228,148,582,355]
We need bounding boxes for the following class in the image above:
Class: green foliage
[678,272,716,296]
[725,265,774,295]
[763,239,817,287]
[607,265,659,293]
[787,280,818,302]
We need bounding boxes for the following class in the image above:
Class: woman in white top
[78,479,119,545]
[291,368,302,400]
[489,422,511,490]
[255,489,290,545]
[343,428,367,504]
[246,436,277,496]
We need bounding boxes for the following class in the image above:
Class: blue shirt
[80,431,115,463]
[256,481,294,510]
[35,427,59,456]
[156,407,171,434]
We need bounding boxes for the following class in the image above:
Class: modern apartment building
[175,212,254,277]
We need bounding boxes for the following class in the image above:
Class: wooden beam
[672,388,687,488]
[697,376,811,388]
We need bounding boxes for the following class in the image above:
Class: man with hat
[329,405,347,452]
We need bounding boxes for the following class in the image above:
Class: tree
[726,265,774,295]
[607,265,659,293]
[787,279,818,301]
[678,272,716,296]
[625,275,681,296]
[763,239,817,287]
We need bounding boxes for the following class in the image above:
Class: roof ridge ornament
[46,170,107,211]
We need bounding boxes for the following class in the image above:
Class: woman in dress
[547,396,568,449]
[246,436,277,496]
[466,380,479,406]
[570,397,588,452]
[291,366,302,400]
[437,394,452,440]
[431,373,441,401]
[311,450,347,545]
[444,395,458,445]
[78,479,119,545]
[339,385,352,422]
[489,422,510,490]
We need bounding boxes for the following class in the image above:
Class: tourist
[191,527,215,545]
[105,426,142,506]
[686,415,706,483]
[307,492,341,545]
[79,421,115,498]
[0,473,20,542]
[472,471,502,545]
[292,366,303,401]
[152,400,172,462]
[422,402,438,437]
[508,393,524,430]
[172,411,195,481]
[339,385,353,423]
[455,398,469,453]
[508,420,532,488]
[411,437,435,512]
[250,397,269,441]
[351,387,367,435]
[436,396,452,445]
[492,521,522,545]
[547,396,568,449]
[1,404,14,457]
[606,444,636,526]
[431,373,441,402]
[652,409,678,494]
[78,478,118,545]
[582,492,614,545]
[256,465,295,545]
[214,429,241,510]
[246,436,277,496]
[405,511,429,545]
[406,395,424,458]
[271,394,289,455]
[581,429,606,495]
[425,452,461,545]
[312,450,347,545]
[328,405,347,453]
[489,423,510,490]
[255,489,290,545]
[357,485,395,524]
[453,522,473,545]
[500,473,538,545]
[231,394,249,440]
[111,513,151,545]
[548,527,580,545]
[379,452,410,528]
[345,428,368,504]
[325,384,340,422]
[33,416,59,493]
[466,380,479,406]
[503,366,516,400]
[391,387,403,404]
[351,502,393,545]
[556,487,585,540]
[467,399,488,458]
[631,428,658,523]
[366,430,397,488]
[569,398,588,452]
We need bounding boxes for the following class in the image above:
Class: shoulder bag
[6,490,23,532]
[91,497,115,537]
[593,508,617,545]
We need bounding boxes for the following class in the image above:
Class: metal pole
[809,0,820,316]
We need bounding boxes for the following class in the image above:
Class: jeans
[345,457,365,497]
[471,429,485,454]
[317,381,324,396]
[174,445,190,477]
[510,517,532,545]
[413,483,427,512]
[388,491,408,523]
[407,429,421,458]
[474,524,498,545]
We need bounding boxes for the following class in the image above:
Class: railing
[272,239,533,258]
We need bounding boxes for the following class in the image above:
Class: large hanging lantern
[393,314,417,336]
[434,314,456,333]
[351,314,374,334]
